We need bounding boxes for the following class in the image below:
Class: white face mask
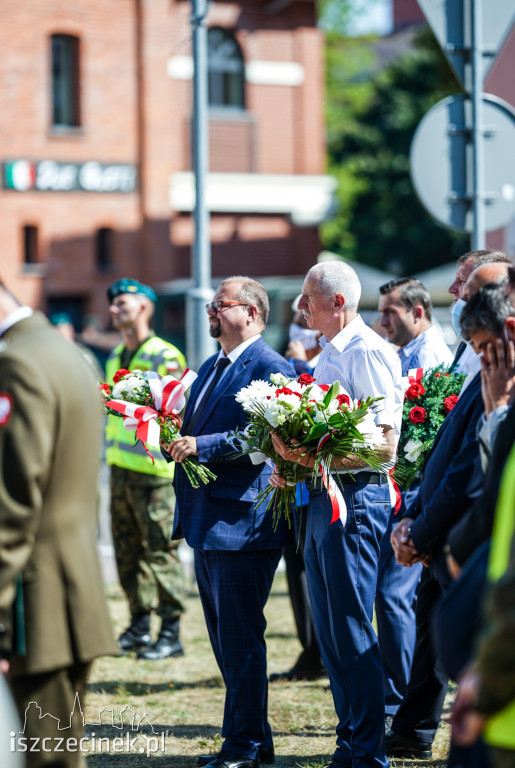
[451,298,467,340]
[289,323,319,350]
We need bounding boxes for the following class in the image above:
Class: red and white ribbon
[401,366,424,394]
[316,432,347,527]
[106,368,197,449]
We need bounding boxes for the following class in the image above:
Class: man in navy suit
[163,276,294,768]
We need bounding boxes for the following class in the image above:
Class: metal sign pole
[471,0,486,249]
[187,0,215,372]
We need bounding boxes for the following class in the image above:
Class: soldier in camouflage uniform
[105,278,187,660]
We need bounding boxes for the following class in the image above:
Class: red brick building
[0,0,332,328]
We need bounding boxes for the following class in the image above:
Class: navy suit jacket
[172,338,295,551]
[403,372,485,585]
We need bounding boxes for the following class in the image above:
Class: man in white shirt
[376,277,452,722]
[271,261,403,768]
[378,277,452,375]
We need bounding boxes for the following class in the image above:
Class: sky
[346,0,393,36]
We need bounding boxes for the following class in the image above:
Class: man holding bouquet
[271,260,403,768]
[163,276,295,768]
[105,278,188,660]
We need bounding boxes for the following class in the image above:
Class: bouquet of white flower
[232,371,390,528]
[103,367,217,488]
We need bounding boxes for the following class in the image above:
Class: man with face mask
[449,251,511,378]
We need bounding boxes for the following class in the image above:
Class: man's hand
[0,659,9,674]
[163,436,198,463]
[270,432,315,468]
[481,338,515,417]
[285,340,308,361]
[451,668,486,746]
[446,551,462,580]
[269,465,288,489]
[390,517,424,566]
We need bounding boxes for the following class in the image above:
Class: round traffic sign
[410,93,515,232]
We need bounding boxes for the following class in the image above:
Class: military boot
[118,613,152,652]
[137,618,184,660]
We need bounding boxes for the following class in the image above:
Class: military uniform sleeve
[153,341,186,380]
[0,355,55,653]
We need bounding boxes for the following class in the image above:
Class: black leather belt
[306,471,383,489]
[337,471,383,484]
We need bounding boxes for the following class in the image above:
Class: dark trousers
[304,480,391,768]
[194,548,282,760]
[376,508,422,714]
[391,567,448,745]
[282,505,322,669]
[9,662,91,768]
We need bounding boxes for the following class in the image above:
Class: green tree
[321,26,470,274]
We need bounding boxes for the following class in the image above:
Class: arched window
[208,28,245,110]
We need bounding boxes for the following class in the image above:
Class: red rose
[319,384,330,392]
[113,368,131,384]
[434,373,442,378]
[405,382,425,400]
[337,394,351,408]
[444,394,459,412]
[409,406,426,424]
[99,383,111,394]
[298,373,316,386]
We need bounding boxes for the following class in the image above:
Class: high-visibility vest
[105,335,186,478]
[483,443,515,750]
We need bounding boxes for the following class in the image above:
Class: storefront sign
[1,159,137,193]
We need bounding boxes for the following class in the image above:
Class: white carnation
[403,439,424,463]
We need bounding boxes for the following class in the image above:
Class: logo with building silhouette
[20,693,156,734]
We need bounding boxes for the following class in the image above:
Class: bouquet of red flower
[394,365,466,489]
[102,367,217,488]
[232,371,391,528]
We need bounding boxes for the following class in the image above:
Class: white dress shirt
[397,325,453,376]
[315,315,404,440]
[193,334,261,411]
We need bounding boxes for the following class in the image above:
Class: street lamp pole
[187,0,215,371]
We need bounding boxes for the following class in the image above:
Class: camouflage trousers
[110,467,185,621]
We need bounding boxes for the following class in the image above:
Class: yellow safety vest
[483,443,515,749]
[105,335,186,478]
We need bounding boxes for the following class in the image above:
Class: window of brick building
[51,34,80,127]
[23,225,39,265]
[96,227,114,272]
[208,28,245,109]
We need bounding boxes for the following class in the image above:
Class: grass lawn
[84,572,450,767]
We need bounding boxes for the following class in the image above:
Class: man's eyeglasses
[508,266,515,287]
[205,300,249,314]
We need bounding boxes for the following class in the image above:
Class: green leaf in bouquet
[305,422,329,442]
[323,380,340,407]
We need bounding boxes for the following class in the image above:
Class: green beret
[49,312,73,326]
[107,278,157,304]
